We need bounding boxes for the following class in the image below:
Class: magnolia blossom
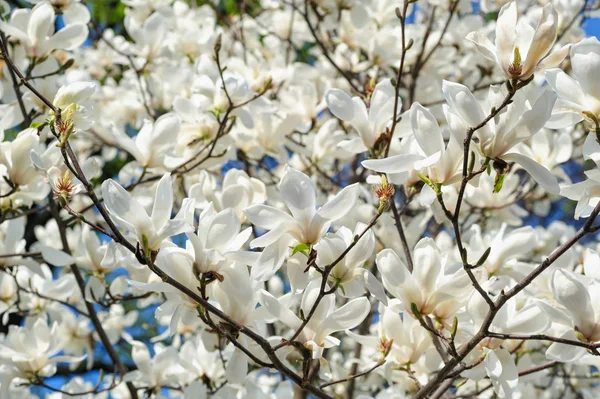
[0,318,84,396]
[259,279,370,359]
[0,2,88,57]
[545,37,600,128]
[362,101,463,199]
[244,166,359,281]
[325,79,400,153]
[443,80,560,194]
[101,173,193,252]
[113,113,181,170]
[466,0,567,81]
[377,238,472,322]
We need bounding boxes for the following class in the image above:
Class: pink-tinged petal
[503,153,559,194]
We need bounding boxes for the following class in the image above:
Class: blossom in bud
[51,81,97,131]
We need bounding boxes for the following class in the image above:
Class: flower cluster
[1,0,600,398]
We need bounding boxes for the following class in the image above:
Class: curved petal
[361,153,423,173]
[326,89,355,121]
[571,37,600,100]
[495,1,517,76]
[151,173,173,230]
[410,102,444,156]
[280,167,316,225]
[503,153,559,194]
[317,183,359,221]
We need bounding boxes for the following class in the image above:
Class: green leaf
[493,172,505,193]
[290,243,310,257]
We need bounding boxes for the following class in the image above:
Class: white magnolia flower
[244,166,359,281]
[0,2,88,57]
[101,173,194,252]
[325,79,400,153]
[113,113,181,170]
[315,223,386,303]
[52,81,97,130]
[125,341,186,395]
[259,279,370,359]
[377,237,472,322]
[466,0,567,81]
[0,318,84,396]
[362,101,464,199]
[544,269,600,363]
[545,37,600,129]
[185,203,252,275]
[443,80,560,194]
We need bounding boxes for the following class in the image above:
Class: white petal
[503,153,559,194]
[442,80,486,128]
[40,246,75,266]
[244,204,297,230]
[361,153,423,173]
[485,349,519,399]
[279,167,316,225]
[545,330,587,362]
[326,89,355,121]
[258,289,302,329]
[571,37,600,100]
[521,3,558,79]
[465,31,498,63]
[102,179,152,238]
[317,183,359,221]
[42,24,88,53]
[316,297,370,343]
[551,269,593,332]
[410,102,444,156]
[151,173,173,230]
[495,1,517,76]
